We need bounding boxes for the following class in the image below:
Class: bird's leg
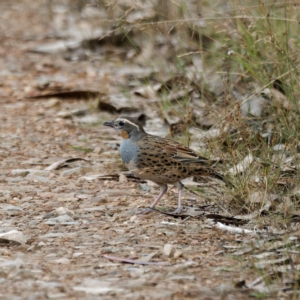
[171,182,183,214]
[138,184,168,214]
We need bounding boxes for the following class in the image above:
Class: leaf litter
[0,0,300,299]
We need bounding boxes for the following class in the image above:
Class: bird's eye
[119,121,125,126]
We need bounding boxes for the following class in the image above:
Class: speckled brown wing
[160,138,224,180]
[141,135,208,164]
[135,135,223,183]
[163,143,207,163]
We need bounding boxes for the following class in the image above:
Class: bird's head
[104,116,146,141]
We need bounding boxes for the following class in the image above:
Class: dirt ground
[0,1,296,299]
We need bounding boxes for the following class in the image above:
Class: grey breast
[119,139,139,170]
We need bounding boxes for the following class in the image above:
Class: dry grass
[99,0,300,293]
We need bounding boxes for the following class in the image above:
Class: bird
[104,116,224,214]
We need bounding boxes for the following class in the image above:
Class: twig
[103,254,170,266]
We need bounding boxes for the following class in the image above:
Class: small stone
[93,146,103,154]
[56,207,75,216]
[41,233,64,239]
[173,250,183,258]
[90,195,108,203]
[84,206,106,212]
[72,252,84,258]
[139,183,151,192]
[76,194,89,199]
[38,192,55,198]
[27,245,35,252]
[163,244,175,257]
[44,215,76,225]
[0,230,27,244]
[119,174,128,183]
[43,212,58,219]
[28,220,40,227]
[45,253,57,258]
[4,205,23,212]
[130,215,137,222]
[11,169,30,177]
[54,258,70,264]
[57,197,78,202]
[20,196,33,202]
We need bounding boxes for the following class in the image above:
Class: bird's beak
[103,120,114,127]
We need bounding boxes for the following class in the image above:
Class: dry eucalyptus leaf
[45,157,90,170]
[134,83,162,98]
[228,154,254,175]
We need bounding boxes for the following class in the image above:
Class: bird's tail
[193,170,233,187]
